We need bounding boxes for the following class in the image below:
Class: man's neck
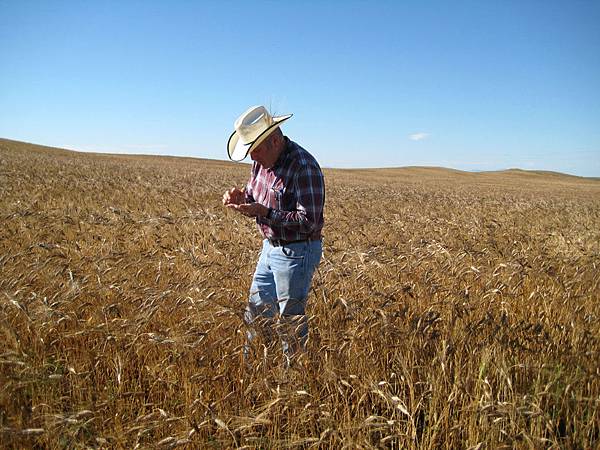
[271,137,288,168]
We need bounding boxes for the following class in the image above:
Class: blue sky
[1,1,599,176]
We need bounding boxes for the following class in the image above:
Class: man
[222,105,325,364]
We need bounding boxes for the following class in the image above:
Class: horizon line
[1,136,598,180]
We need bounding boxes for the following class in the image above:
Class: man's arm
[268,164,324,234]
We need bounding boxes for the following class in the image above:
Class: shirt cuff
[267,207,279,222]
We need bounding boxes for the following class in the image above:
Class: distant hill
[487,167,598,180]
[1,137,598,185]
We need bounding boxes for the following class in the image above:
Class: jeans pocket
[281,245,305,259]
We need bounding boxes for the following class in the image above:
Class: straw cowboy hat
[227,105,292,161]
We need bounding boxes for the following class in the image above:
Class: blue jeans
[245,239,322,360]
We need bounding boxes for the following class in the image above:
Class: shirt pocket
[271,187,284,210]
[270,178,286,209]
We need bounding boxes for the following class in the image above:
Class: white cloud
[409,132,429,141]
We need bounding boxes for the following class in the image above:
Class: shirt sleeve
[268,163,324,234]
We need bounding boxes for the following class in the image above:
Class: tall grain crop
[1,138,599,448]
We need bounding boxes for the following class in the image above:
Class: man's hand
[222,187,246,206]
[226,202,270,218]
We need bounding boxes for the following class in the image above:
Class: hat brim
[227,114,292,161]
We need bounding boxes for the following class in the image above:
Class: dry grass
[1,137,599,449]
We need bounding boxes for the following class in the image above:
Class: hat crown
[227,105,292,161]
[234,105,274,145]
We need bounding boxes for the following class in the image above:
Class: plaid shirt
[245,137,325,241]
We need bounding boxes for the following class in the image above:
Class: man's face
[250,133,279,168]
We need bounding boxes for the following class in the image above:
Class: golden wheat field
[1,137,599,449]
